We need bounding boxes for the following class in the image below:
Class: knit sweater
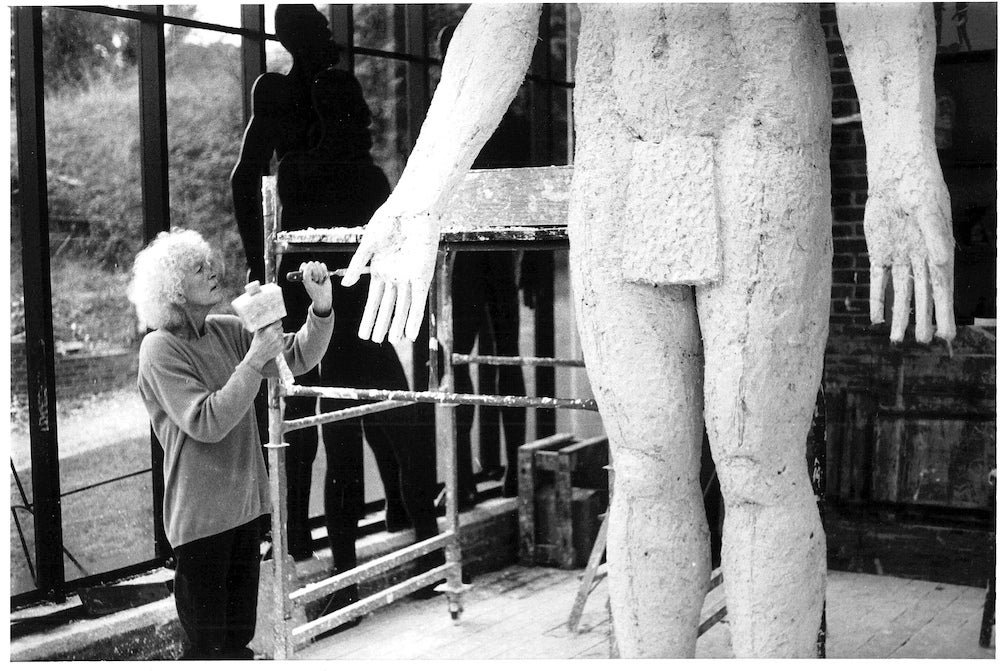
[137,309,333,548]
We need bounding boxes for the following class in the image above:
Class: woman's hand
[246,321,285,371]
[300,261,333,317]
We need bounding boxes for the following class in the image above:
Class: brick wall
[10,341,139,407]
[821,3,872,328]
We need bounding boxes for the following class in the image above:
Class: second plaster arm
[837,2,956,343]
[343,3,542,343]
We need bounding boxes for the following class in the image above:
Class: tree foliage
[41,7,137,91]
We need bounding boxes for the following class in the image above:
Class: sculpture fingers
[912,257,933,343]
[405,279,431,343]
[358,276,385,340]
[914,189,955,267]
[869,264,889,325]
[371,282,397,343]
[343,234,377,287]
[929,261,957,341]
[389,282,411,343]
[890,263,913,343]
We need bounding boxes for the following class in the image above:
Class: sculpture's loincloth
[622,135,721,286]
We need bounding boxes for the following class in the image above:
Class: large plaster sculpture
[342,3,956,658]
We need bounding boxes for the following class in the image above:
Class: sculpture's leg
[569,149,709,659]
[697,120,832,657]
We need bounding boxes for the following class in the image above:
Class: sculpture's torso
[578,3,830,142]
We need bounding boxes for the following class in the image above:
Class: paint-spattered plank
[442,166,572,230]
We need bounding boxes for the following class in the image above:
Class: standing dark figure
[438,25,529,504]
[230,4,440,613]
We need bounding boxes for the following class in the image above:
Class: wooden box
[518,434,609,569]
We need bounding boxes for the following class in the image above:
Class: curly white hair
[127,228,215,330]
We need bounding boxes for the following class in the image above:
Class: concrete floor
[299,564,995,660]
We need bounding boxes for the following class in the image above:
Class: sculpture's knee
[716,451,813,509]
[613,443,702,502]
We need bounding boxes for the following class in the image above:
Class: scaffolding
[260,168,598,658]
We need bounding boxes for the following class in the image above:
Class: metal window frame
[11,2,576,608]
[10,4,275,607]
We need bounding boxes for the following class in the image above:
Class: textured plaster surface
[837,3,955,342]
[333,1,952,659]
[570,3,832,657]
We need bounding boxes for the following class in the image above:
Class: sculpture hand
[343,203,440,343]
[865,157,955,343]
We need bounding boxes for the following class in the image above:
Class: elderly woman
[127,228,333,660]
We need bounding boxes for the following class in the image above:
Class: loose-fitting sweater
[137,310,333,548]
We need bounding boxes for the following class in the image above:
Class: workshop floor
[299,564,995,660]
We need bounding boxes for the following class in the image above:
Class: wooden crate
[518,434,609,569]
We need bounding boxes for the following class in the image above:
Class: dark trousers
[172,517,262,660]
[280,257,440,588]
[452,251,526,497]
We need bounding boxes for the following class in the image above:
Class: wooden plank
[518,434,577,564]
[300,567,993,660]
[853,578,962,658]
[555,452,575,568]
[442,166,572,230]
[891,585,994,658]
[567,512,610,632]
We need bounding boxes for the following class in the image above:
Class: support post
[137,3,172,565]
[14,5,64,601]
[328,4,354,72]
[529,5,557,438]
[433,250,465,618]
[263,176,294,659]
[239,5,265,126]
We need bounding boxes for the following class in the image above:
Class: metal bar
[435,250,466,618]
[14,5,65,602]
[11,506,37,584]
[403,3,429,150]
[56,5,271,38]
[292,564,455,646]
[288,385,598,412]
[698,605,728,636]
[58,468,151,498]
[137,3,172,565]
[239,5,265,126]
[528,6,558,438]
[327,4,354,72]
[278,224,569,245]
[289,531,453,604]
[452,354,585,368]
[282,400,415,433]
[263,174,293,661]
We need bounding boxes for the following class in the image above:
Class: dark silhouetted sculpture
[230,4,440,615]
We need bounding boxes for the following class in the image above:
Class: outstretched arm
[837,2,956,343]
[343,3,541,343]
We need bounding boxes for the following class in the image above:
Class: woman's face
[180,256,222,308]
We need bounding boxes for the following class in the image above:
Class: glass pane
[936,2,997,53]
[426,4,469,60]
[38,7,156,584]
[264,0,292,74]
[167,4,242,29]
[10,66,34,597]
[354,3,400,52]
[355,54,408,187]
[165,27,247,294]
